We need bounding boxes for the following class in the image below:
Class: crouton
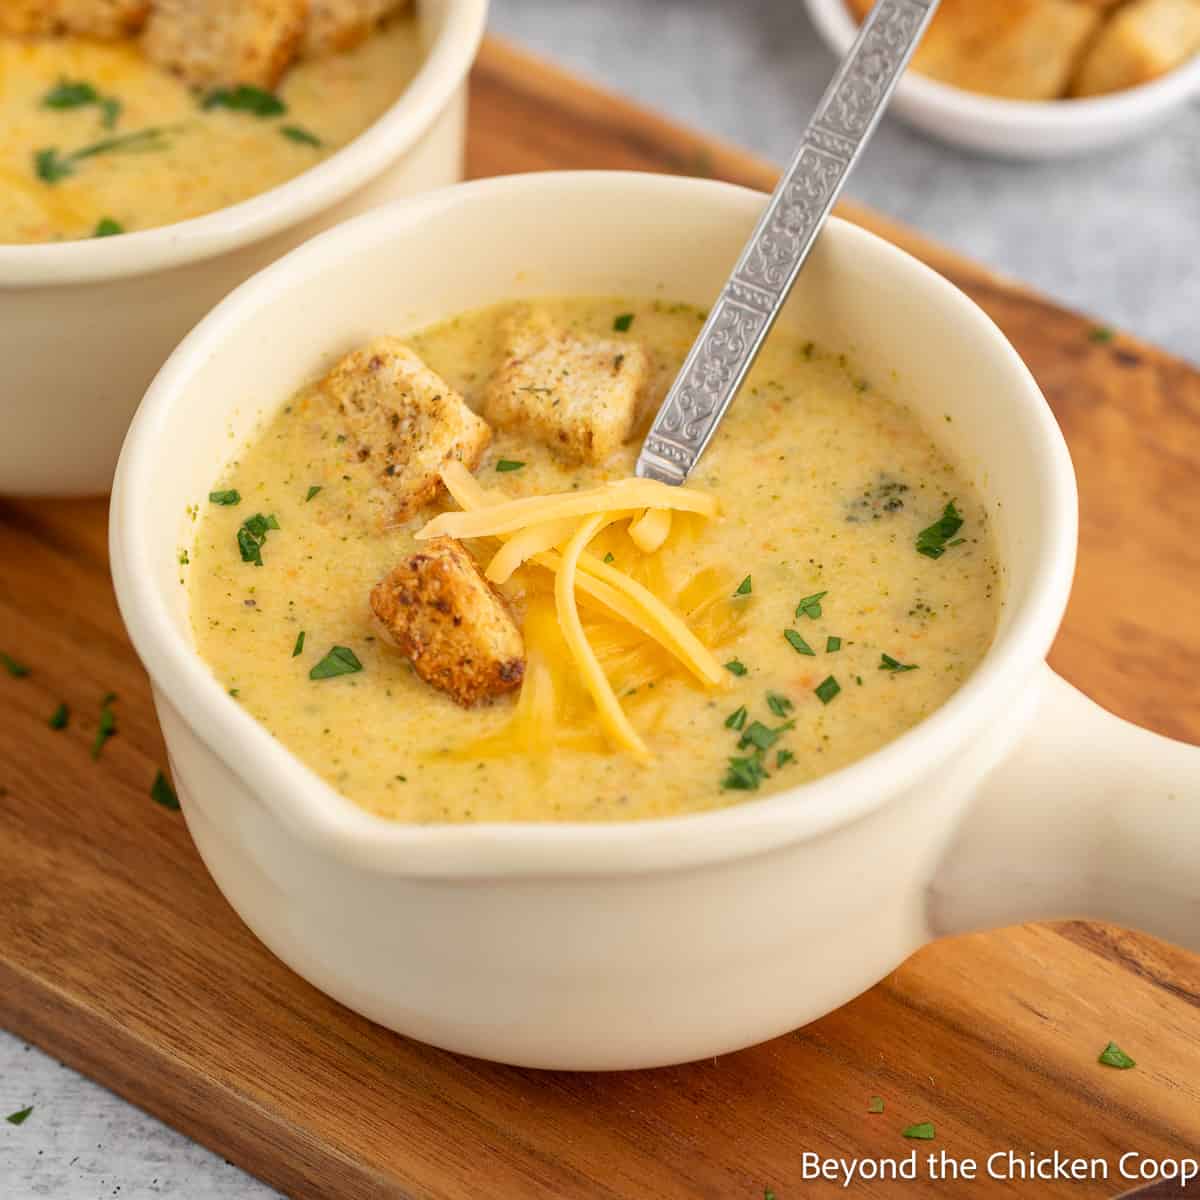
[56,0,151,37]
[141,0,307,90]
[0,2,59,35]
[847,0,1101,100]
[370,537,526,707]
[1072,0,1200,96]
[319,338,491,524]
[483,308,649,465]
[303,0,411,57]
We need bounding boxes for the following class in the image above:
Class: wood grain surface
[2,36,1198,1200]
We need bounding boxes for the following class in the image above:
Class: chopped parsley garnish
[814,675,841,704]
[202,85,286,117]
[1089,326,1115,344]
[495,459,525,472]
[309,645,362,680]
[209,489,241,505]
[49,703,69,730]
[281,124,322,147]
[734,575,752,596]
[34,127,171,183]
[305,485,322,502]
[43,79,121,129]
[868,1096,885,1113]
[724,659,748,676]
[151,771,180,811]
[92,695,117,760]
[903,1122,934,1140]
[722,753,770,791]
[237,512,279,566]
[775,749,794,768]
[766,691,793,717]
[826,636,841,653]
[880,653,919,673]
[1098,1041,1136,1069]
[795,591,827,620]
[93,217,124,237]
[613,312,634,332]
[292,631,306,658]
[916,502,963,559]
[739,720,793,753]
[784,630,815,656]
[602,552,615,564]
[6,1107,33,1126]
[1,651,30,678]
[724,705,748,731]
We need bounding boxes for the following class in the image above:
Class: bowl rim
[110,171,1078,877]
[0,0,488,288]
[804,0,1200,129]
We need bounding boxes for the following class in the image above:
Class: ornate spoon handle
[636,0,940,485]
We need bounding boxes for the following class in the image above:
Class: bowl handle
[928,664,1200,951]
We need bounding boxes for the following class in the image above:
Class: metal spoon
[635,0,940,486]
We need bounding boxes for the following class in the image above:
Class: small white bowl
[806,0,1200,159]
[110,172,1200,1070]
[0,0,487,498]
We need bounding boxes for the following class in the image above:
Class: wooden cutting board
[2,37,1198,1200]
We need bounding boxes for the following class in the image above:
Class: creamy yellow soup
[0,20,421,243]
[187,300,1002,823]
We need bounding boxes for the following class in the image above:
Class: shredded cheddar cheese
[629,507,672,554]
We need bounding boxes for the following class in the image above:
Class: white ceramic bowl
[110,173,1200,1070]
[0,0,487,498]
[806,0,1200,159]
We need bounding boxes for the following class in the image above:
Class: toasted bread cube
[1072,0,1200,96]
[483,309,649,464]
[848,0,1101,100]
[371,537,526,707]
[303,0,411,57]
[141,0,307,90]
[0,2,60,34]
[57,0,151,37]
[320,338,491,523]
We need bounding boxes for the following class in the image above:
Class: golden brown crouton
[848,0,1101,100]
[0,2,59,35]
[483,308,649,465]
[1072,0,1200,96]
[303,0,411,57]
[141,0,307,90]
[56,0,151,37]
[320,338,492,524]
[370,537,526,707]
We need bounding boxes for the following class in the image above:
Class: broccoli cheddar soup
[0,19,421,244]
[187,299,1002,823]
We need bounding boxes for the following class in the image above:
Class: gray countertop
[3,4,1196,1198]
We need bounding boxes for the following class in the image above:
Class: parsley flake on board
[93,217,124,237]
[868,1096,885,1113]
[724,659,748,676]
[49,703,69,731]
[903,1122,935,1140]
[151,771,180,811]
[795,590,827,620]
[1,652,30,678]
[209,489,241,505]
[1098,1041,1136,1069]
[734,575,752,596]
[309,646,362,680]
[203,85,286,116]
[724,705,748,731]
[613,312,634,332]
[880,653,919,673]
[6,1107,33,1126]
[495,459,525,473]
[814,676,841,705]
[293,631,306,658]
[784,630,815,656]
[92,695,117,760]
[916,502,963,559]
[281,124,322,147]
